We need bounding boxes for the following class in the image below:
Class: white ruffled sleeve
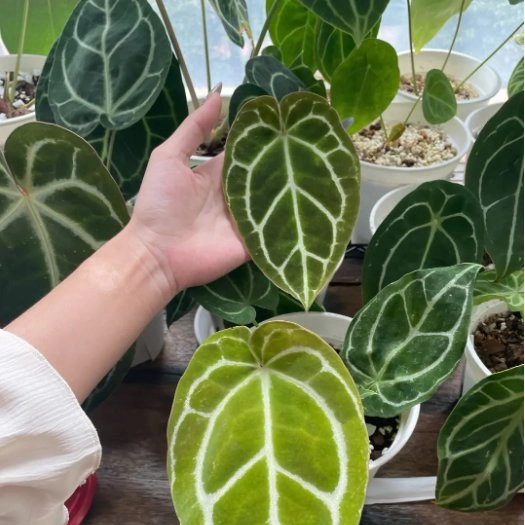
[0,329,101,525]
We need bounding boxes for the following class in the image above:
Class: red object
[65,473,97,525]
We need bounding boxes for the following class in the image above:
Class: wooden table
[86,250,523,524]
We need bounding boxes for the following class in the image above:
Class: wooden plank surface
[85,255,523,524]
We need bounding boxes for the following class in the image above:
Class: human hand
[128,90,249,297]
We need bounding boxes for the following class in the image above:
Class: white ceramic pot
[465,101,504,140]
[132,309,166,366]
[462,299,509,394]
[0,54,47,145]
[397,49,501,120]
[352,100,471,244]
[261,311,420,478]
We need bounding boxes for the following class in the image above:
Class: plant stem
[457,21,524,90]
[441,0,467,71]
[10,0,30,101]
[379,114,388,137]
[106,130,117,171]
[155,0,200,109]
[406,0,418,96]
[200,0,212,92]
[251,0,285,58]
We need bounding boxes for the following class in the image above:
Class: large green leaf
[465,93,524,278]
[189,262,280,325]
[343,264,481,417]
[508,57,524,98]
[411,0,474,53]
[266,0,317,69]
[422,69,457,124]
[0,0,77,55]
[436,365,524,511]
[298,0,389,46]
[208,0,252,47]
[363,180,484,302]
[331,39,399,133]
[223,92,360,310]
[42,0,172,136]
[168,321,369,525]
[291,65,327,98]
[245,56,306,101]
[474,269,524,315]
[0,122,128,325]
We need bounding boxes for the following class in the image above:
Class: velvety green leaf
[168,321,369,525]
[363,180,484,302]
[229,84,268,127]
[411,0,474,53]
[0,0,77,55]
[343,264,481,417]
[0,122,129,325]
[465,93,524,278]
[189,262,280,325]
[474,269,524,315]
[42,0,172,136]
[166,290,196,327]
[422,69,457,124]
[436,365,524,511]
[208,0,252,47]
[261,45,283,61]
[331,39,399,133]
[223,92,360,310]
[291,65,327,98]
[245,56,306,101]
[266,0,317,69]
[298,0,388,46]
[508,57,524,97]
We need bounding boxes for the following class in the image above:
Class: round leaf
[168,321,369,525]
[223,92,360,310]
[422,69,458,124]
[331,39,399,134]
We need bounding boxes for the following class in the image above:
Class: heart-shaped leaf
[298,0,389,46]
[229,84,268,126]
[189,262,280,325]
[208,0,252,47]
[474,269,524,315]
[42,0,172,136]
[245,56,306,101]
[508,57,524,97]
[331,39,399,134]
[465,93,524,278]
[0,122,129,325]
[436,365,524,511]
[223,92,360,310]
[411,0,474,52]
[167,321,369,525]
[363,180,484,302]
[343,264,481,417]
[422,69,458,124]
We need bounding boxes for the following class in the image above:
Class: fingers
[161,91,223,162]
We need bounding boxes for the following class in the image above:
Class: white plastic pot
[462,299,508,394]
[397,49,501,120]
[261,311,420,478]
[465,101,504,140]
[0,54,47,145]
[132,309,166,366]
[352,100,471,244]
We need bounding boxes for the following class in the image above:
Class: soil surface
[473,311,524,372]
[366,414,400,461]
[0,74,38,119]
[195,132,227,157]
[400,73,479,100]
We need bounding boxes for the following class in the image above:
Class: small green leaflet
[223,92,360,310]
[465,93,524,278]
[208,0,252,47]
[363,180,484,302]
[436,365,524,511]
[331,39,399,134]
[343,264,481,417]
[508,57,524,97]
[422,69,457,124]
[168,321,369,525]
[474,269,524,315]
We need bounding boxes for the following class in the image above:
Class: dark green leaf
[291,65,327,98]
[436,366,524,511]
[331,39,399,134]
[208,0,252,47]
[474,269,524,315]
[261,45,282,61]
[363,180,484,302]
[229,84,268,127]
[166,290,196,326]
[508,57,524,98]
[422,69,457,124]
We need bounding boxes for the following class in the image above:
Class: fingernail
[206,82,223,100]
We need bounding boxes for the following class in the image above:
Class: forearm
[5,225,175,402]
